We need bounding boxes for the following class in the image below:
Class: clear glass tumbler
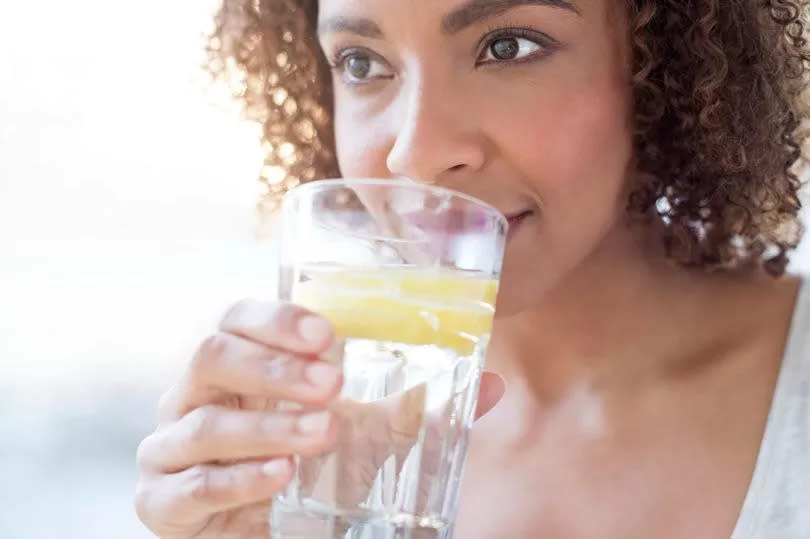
[271,179,507,539]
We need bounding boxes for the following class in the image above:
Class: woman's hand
[134,298,506,538]
[134,300,343,539]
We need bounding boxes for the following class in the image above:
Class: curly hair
[207,0,810,276]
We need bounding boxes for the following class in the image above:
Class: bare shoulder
[719,272,803,365]
[743,273,802,331]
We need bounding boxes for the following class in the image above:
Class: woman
[135,0,810,537]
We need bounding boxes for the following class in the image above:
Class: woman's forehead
[317,0,588,24]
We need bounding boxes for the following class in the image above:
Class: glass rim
[284,178,509,229]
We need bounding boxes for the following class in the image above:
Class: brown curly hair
[207,0,810,275]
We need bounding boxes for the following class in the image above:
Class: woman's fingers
[158,330,343,424]
[135,300,346,538]
[219,299,333,355]
[474,371,506,420]
[135,458,292,535]
[139,406,340,473]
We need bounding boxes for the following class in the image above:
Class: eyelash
[476,26,559,66]
[327,25,560,85]
[328,47,388,84]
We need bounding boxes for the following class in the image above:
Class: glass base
[271,497,451,539]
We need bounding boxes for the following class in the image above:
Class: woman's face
[317,0,634,315]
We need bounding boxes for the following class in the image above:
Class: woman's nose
[385,77,487,184]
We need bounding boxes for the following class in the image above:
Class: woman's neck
[487,220,791,403]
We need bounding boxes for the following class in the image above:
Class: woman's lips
[506,210,533,240]
[399,208,499,233]
[397,208,531,238]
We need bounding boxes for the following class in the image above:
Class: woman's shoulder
[778,272,809,408]
[731,273,810,539]
[789,272,810,341]
[781,273,810,365]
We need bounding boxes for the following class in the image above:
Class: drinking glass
[271,179,507,539]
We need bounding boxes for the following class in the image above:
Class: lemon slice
[292,267,498,354]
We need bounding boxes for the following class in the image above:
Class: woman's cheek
[528,89,629,190]
[335,112,393,178]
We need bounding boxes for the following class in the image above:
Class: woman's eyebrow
[317,16,384,39]
[442,0,581,35]
[317,0,579,40]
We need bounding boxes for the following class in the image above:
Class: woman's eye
[479,36,546,64]
[334,51,392,84]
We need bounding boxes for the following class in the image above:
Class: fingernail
[305,361,341,391]
[297,411,332,435]
[297,315,332,346]
[262,458,291,477]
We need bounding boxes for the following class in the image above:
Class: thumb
[474,371,505,420]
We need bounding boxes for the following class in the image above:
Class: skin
[135,0,803,537]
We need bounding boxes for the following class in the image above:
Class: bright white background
[1,1,276,537]
[1,2,808,538]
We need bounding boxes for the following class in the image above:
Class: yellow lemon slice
[292,267,498,354]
